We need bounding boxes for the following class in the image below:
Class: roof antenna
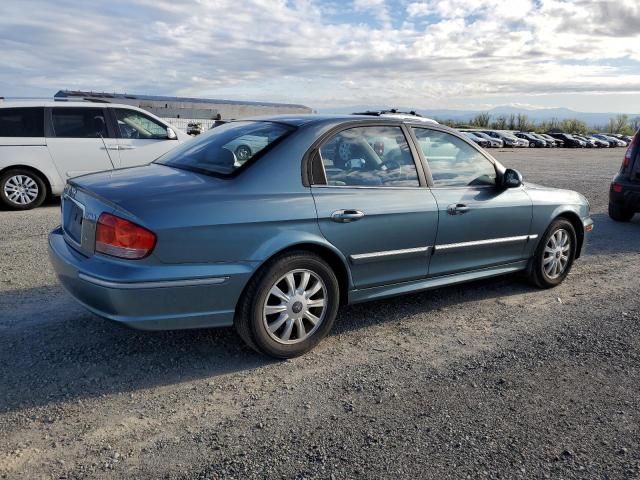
[94,116,117,170]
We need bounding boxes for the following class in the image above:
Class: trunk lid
[63,163,233,257]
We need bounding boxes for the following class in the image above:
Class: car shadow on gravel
[0,274,538,414]
[583,212,640,255]
[0,288,272,413]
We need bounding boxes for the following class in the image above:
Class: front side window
[317,126,419,187]
[156,121,293,176]
[115,109,167,140]
[51,108,108,138]
[413,128,496,187]
[0,107,44,137]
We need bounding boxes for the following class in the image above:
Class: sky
[1,0,640,113]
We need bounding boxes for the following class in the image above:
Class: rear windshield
[157,121,293,176]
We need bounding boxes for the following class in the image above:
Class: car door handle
[331,210,365,223]
[118,145,136,150]
[447,203,470,215]
[100,146,120,150]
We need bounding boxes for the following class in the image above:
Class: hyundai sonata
[49,115,593,358]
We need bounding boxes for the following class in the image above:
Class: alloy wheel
[262,269,327,345]
[3,175,39,206]
[543,228,571,279]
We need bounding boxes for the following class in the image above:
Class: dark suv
[609,129,639,221]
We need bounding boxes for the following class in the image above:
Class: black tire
[235,145,251,162]
[608,204,634,222]
[528,218,577,289]
[235,251,340,358]
[0,168,47,210]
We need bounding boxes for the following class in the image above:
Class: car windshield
[156,121,293,176]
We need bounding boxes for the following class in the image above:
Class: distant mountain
[319,105,640,127]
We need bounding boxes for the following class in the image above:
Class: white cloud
[0,0,638,112]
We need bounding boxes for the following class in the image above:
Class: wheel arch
[0,164,53,198]
[241,240,353,309]
[555,210,584,258]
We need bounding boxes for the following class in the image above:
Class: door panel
[312,187,439,288]
[428,186,532,276]
[411,126,533,276]
[47,107,117,178]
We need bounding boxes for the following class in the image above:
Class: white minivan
[0,101,189,209]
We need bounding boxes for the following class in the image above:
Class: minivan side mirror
[167,127,178,140]
[502,168,522,188]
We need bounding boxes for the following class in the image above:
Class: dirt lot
[1,148,639,479]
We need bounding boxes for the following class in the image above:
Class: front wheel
[608,204,634,222]
[235,251,340,358]
[527,219,577,288]
[0,169,46,210]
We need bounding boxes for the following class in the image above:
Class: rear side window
[51,108,108,138]
[0,108,44,137]
[316,126,419,187]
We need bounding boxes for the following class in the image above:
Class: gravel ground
[1,148,639,479]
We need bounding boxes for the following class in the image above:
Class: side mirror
[502,168,522,188]
[167,127,178,140]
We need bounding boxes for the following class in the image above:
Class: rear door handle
[118,145,136,150]
[331,209,365,223]
[447,203,470,215]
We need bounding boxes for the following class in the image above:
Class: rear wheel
[235,251,340,358]
[608,204,634,222]
[528,218,576,288]
[0,169,46,210]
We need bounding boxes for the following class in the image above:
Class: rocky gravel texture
[1,148,639,479]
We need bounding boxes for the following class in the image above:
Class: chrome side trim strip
[350,246,430,264]
[436,235,534,251]
[78,273,229,289]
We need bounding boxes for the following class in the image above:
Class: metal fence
[160,117,217,132]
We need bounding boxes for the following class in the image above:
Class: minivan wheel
[0,169,46,210]
[528,218,576,289]
[608,204,634,222]
[235,145,251,162]
[235,251,340,358]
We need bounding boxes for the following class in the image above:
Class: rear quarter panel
[0,141,64,194]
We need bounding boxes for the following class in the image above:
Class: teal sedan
[48,115,592,358]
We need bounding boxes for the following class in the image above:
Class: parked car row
[459,129,633,149]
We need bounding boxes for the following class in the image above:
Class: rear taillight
[611,183,624,193]
[95,213,156,259]
[622,135,636,169]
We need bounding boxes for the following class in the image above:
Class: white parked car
[0,101,189,209]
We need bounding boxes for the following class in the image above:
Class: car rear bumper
[609,180,640,212]
[48,227,254,330]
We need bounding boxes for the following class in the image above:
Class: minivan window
[114,109,167,139]
[156,121,293,176]
[52,108,108,138]
[0,107,44,137]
